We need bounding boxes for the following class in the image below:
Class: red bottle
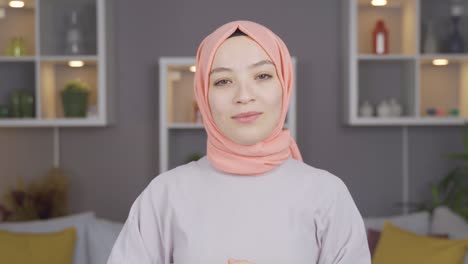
[373,20,389,54]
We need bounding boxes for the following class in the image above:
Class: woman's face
[208,36,283,146]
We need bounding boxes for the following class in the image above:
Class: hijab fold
[194,20,303,176]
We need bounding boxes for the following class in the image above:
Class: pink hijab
[194,20,303,176]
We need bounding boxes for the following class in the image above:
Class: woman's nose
[234,82,255,104]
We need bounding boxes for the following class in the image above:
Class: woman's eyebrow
[210,60,274,74]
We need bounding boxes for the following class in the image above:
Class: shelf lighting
[189,66,196,73]
[371,0,387,6]
[68,60,85,68]
[432,59,449,66]
[9,1,25,8]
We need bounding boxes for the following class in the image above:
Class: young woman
[107,20,371,264]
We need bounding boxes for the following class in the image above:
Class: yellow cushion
[0,227,76,264]
[373,221,468,264]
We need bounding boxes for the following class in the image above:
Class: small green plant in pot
[61,79,90,117]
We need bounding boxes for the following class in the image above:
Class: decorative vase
[423,20,438,53]
[377,100,392,117]
[61,90,89,117]
[359,101,374,117]
[447,16,464,53]
[389,98,403,117]
[373,20,389,54]
[447,0,465,53]
[19,91,34,118]
[65,10,84,55]
[0,105,9,118]
[6,37,26,56]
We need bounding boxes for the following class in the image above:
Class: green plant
[62,79,89,93]
[415,123,468,220]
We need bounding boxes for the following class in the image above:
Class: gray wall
[0,0,464,222]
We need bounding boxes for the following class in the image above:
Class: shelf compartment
[0,61,35,118]
[0,5,36,56]
[166,64,199,125]
[40,60,98,119]
[420,57,468,118]
[420,0,468,54]
[357,0,417,55]
[358,59,417,117]
[169,129,207,170]
[39,0,97,56]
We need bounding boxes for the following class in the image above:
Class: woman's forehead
[211,36,272,70]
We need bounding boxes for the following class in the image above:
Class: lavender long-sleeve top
[107,156,371,264]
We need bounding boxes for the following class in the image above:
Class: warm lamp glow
[371,0,387,6]
[190,66,196,72]
[432,59,449,66]
[9,1,25,8]
[68,60,85,67]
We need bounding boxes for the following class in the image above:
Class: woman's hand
[228,258,254,264]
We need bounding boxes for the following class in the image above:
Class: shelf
[40,0,97,56]
[168,123,204,129]
[0,117,105,127]
[40,60,98,119]
[0,4,36,56]
[420,58,468,118]
[357,0,417,55]
[350,116,468,126]
[420,0,468,54]
[40,55,98,61]
[358,54,416,60]
[0,61,35,117]
[0,56,35,62]
[358,59,416,117]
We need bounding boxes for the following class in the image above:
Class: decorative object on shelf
[447,0,465,53]
[5,37,26,56]
[372,19,389,55]
[423,19,439,54]
[436,108,446,116]
[359,100,374,117]
[377,99,392,117]
[449,108,460,116]
[388,98,403,117]
[61,79,90,118]
[19,90,34,117]
[426,108,437,116]
[0,105,9,118]
[65,9,85,55]
[9,89,35,118]
[0,167,70,222]
[192,100,202,123]
[0,7,5,19]
[10,89,22,117]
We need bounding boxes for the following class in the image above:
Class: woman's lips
[232,112,262,124]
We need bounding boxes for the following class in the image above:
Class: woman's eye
[256,73,272,80]
[214,79,231,86]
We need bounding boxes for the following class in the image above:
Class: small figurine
[377,100,392,117]
[359,101,374,117]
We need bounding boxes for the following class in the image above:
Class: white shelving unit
[343,0,468,126]
[0,0,114,127]
[159,57,298,173]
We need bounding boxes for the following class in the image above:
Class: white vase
[377,100,392,117]
[389,98,403,117]
[359,101,374,117]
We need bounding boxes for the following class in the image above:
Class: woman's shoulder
[285,158,349,193]
[146,156,209,191]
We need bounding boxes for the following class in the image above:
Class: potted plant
[403,123,468,220]
[61,79,89,117]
